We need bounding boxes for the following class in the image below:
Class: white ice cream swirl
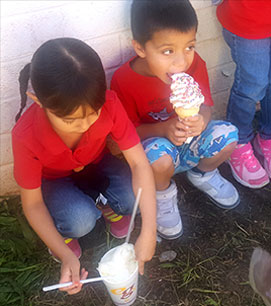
[98,243,137,283]
[170,72,204,109]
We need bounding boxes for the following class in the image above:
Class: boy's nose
[172,54,187,71]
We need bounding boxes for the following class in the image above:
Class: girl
[216,0,271,188]
[12,37,156,295]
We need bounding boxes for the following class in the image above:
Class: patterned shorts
[142,120,239,174]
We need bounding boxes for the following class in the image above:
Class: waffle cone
[175,106,200,119]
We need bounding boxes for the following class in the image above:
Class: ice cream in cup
[170,72,204,143]
[98,243,138,306]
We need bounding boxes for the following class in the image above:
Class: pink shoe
[49,238,82,263]
[102,205,133,239]
[228,143,269,188]
[253,134,271,178]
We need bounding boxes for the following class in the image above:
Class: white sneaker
[186,168,240,209]
[156,180,183,240]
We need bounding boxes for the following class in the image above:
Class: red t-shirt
[217,0,271,39]
[111,52,213,128]
[12,90,139,189]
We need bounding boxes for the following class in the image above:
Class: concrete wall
[0,0,234,195]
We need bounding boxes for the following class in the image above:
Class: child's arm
[20,187,88,294]
[122,143,157,275]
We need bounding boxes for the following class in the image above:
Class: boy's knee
[152,154,173,174]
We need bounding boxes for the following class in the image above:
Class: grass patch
[0,196,57,306]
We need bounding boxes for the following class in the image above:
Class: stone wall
[0,0,234,195]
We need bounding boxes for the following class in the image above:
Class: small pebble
[159,250,177,262]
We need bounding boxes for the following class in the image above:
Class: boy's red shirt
[216,0,271,39]
[12,90,139,189]
[111,52,213,128]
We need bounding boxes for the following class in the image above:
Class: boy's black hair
[16,38,106,121]
[131,0,198,46]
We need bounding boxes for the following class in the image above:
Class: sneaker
[156,180,183,240]
[228,143,269,188]
[249,247,271,306]
[186,168,240,209]
[102,205,132,239]
[49,238,82,263]
[253,134,271,178]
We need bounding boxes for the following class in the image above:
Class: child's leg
[223,28,270,144]
[222,29,270,187]
[197,141,236,172]
[258,42,271,141]
[142,137,183,239]
[42,177,101,238]
[151,154,175,190]
[96,154,135,215]
[93,154,136,239]
[178,120,240,209]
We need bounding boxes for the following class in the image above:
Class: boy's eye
[163,49,173,55]
[186,45,195,52]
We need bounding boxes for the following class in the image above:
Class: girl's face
[46,105,101,134]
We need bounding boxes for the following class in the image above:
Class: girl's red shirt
[216,0,271,39]
[12,90,139,189]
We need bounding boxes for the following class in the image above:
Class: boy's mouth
[166,73,174,83]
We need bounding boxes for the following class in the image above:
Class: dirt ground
[34,162,271,306]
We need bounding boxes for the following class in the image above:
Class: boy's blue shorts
[142,120,238,174]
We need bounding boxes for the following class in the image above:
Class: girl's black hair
[16,37,106,121]
[131,0,198,46]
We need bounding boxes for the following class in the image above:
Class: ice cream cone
[175,106,200,119]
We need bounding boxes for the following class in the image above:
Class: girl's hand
[179,114,205,138]
[134,231,156,275]
[59,254,88,295]
[164,117,187,146]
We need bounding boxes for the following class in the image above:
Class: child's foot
[102,205,132,239]
[186,168,240,209]
[249,247,271,306]
[228,143,269,188]
[253,134,271,178]
[49,238,82,263]
[156,180,183,240]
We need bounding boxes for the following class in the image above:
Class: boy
[111,0,239,240]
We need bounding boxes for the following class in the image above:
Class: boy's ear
[26,91,42,107]
[132,40,146,58]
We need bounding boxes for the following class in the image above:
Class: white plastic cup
[99,247,139,306]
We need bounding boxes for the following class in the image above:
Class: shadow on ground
[35,163,271,306]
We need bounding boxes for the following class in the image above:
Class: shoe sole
[186,172,240,210]
[157,227,184,240]
[205,193,240,210]
[228,161,270,189]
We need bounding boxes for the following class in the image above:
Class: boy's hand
[164,117,187,146]
[134,231,156,275]
[59,253,88,295]
[179,114,205,138]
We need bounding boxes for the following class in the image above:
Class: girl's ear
[132,40,146,58]
[26,91,42,107]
